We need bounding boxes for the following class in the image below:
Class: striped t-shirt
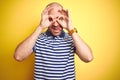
[33,30,76,80]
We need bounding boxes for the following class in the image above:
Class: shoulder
[38,32,47,39]
[64,32,73,43]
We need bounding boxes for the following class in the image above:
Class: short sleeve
[32,33,45,53]
[33,44,36,53]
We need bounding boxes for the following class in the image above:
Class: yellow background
[0,0,120,80]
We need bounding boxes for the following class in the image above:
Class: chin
[51,31,61,36]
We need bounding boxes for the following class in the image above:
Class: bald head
[45,2,63,13]
[43,2,64,16]
[46,2,63,9]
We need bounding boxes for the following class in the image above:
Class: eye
[59,17,64,20]
[48,17,53,21]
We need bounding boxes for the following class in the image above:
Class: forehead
[47,4,63,15]
[48,8,62,15]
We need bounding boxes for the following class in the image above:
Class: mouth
[51,25,63,32]
[49,25,63,36]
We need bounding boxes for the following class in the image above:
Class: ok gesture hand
[57,9,74,31]
[40,8,53,29]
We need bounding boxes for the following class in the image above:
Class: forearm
[71,32,93,62]
[14,26,43,61]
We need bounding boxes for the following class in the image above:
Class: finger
[43,6,54,15]
[56,19,62,26]
[42,7,51,15]
[66,9,69,17]
[42,9,48,15]
[58,15,64,21]
[57,19,67,28]
[58,9,66,16]
[67,10,71,21]
[58,15,68,24]
[62,9,68,17]
[56,19,61,24]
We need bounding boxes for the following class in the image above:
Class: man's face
[47,6,63,36]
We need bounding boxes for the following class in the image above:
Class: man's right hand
[40,8,53,30]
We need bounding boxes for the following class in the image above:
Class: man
[14,2,93,80]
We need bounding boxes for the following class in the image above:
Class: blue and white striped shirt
[33,30,76,80]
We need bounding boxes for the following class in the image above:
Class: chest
[35,37,74,58]
[37,37,72,50]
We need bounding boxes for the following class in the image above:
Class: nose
[53,19,59,26]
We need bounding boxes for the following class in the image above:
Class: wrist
[36,25,44,32]
[67,27,74,31]
[68,28,77,36]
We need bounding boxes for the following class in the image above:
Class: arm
[14,26,43,61]
[57,9,93,62]
[71,32,93,62]
[14,8,52,61]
